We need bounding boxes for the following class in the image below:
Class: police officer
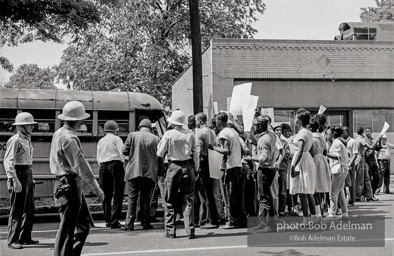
[50,101,104,256]
[4,112,38,249]
[97,120,125,229]
[157,110,199,239]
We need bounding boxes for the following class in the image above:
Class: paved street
[1,184,394,256]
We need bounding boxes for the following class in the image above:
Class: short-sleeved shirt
[365,136,376,159]
[377,142,394,160]
[353,136,367,156]
[157,127,196,161]
[343,137,355,157]
[195,125,216,156]
[219,127,242,169]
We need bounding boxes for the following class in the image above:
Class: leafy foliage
[5,64,57,89]
[56,0,266,109]
[0,0,116,71]
[360,0,394,22]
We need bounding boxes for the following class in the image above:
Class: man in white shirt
[209,112,243,229]
[376,134,394,194]
[97,120,125,229]
[342,126,355,205]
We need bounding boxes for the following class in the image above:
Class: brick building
[172,38,394,138]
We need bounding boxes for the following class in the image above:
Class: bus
[0,88,167,198]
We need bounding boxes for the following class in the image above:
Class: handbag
[330,156,344,175]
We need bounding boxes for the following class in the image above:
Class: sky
[0,0,376,85]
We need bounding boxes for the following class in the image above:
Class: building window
[353,109,394,136]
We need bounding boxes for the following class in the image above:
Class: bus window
[60,110,93,135]
[0,109,17,133]
[97,111,129,136]
[135,110,165,131]
[21,109,56,134]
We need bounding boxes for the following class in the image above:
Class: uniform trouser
[366,156,380,194]
[99,160,125,226]
[224,167,245,227]
[377,161,391,192]
[257,168,276,220]
[329,171,348,215]
[348,163,356,203]
[125,177,154,228]
[355,157,373,199]
[54,175,93,256]
[199,156,220,225]
[277,169,287,214]
[164,161,195,236]
[8,165,35,245]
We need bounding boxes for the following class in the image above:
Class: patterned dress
[311,132,331,193]
[290,128,316,194]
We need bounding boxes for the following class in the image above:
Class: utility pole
[189,0,203,114]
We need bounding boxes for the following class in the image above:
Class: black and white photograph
[0,0,393,255]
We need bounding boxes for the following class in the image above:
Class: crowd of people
[3,101,393,255]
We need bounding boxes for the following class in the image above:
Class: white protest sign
[380,122,390,136]
[229,83,252,115]
[242,95,259,132]
[318,105,327,115]
[213,102,219,114]
[227,97,232,112]
[260,108,275,123]
[208,149,223,179]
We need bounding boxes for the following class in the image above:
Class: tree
[5,64,57,89]
[360,0,394,22]
[0,0,116,72]
[56,0,266,109]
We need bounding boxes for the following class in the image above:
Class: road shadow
[257,249,320,256]
[85,241,109,247]
[23,242,55,249]
[194,231,250,239]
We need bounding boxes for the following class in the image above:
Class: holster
[54,176,71,207]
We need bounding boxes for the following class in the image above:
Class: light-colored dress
[311,132,331,193]
[289,128,316,195]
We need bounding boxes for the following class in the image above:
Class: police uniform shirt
[3,132,33,178]
[157,127,197,161]
[50,125,102,195]
[377,143,394,160]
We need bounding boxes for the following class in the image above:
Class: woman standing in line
[309,117,331,219]
[289,109,317,223]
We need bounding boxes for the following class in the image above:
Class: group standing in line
[4,102,392,255]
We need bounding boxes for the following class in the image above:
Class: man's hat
[167,110,186,126]
[12,112,37,126]
[58,101,90,121]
